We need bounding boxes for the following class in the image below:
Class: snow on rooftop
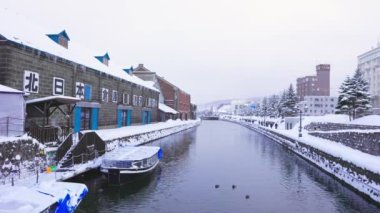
[158,103,178,114]
[25,95,80,104]
[0,84,23,94]
[0,8,158,92]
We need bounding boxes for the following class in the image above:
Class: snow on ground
[224,116,380,202]
[276,127,380,174]
[348,115,380,126]
[0,181,87,213]
[222,115,380,174]
[0,134,33,143]
[92,119,200,141]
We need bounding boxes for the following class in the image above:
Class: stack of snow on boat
[101,146,163,185]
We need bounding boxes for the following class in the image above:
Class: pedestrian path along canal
[76,121,380,212]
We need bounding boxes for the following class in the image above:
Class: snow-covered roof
[159,103,178,114]
[0,84,23,94]
[104,146,160,161]
[25,95,80,105]
[0,9,158,92]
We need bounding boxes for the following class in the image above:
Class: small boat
[100,146,163,185]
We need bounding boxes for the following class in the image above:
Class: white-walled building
[358,43,380,110]
[0,84,25,137]
[298,96,337,116]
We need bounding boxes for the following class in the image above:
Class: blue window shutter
[91,108,99,130]
[117,109,122,128]
[84,85,92,101]
[127,110,132,126]
[141,111,145,125]
[147,111,151,124]
[74,107,81,133]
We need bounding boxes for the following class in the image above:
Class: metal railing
[28,121,71,144]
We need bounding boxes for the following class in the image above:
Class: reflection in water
[76,121,379,213]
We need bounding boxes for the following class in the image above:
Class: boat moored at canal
[100,146,163,185]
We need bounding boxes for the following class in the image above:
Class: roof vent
[47,30,70,48]
[95,53,110,66]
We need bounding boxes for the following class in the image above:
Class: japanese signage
[102,88,109,102]
[23,70,39,93]
[76,82,85,99]
[53,77,64,95]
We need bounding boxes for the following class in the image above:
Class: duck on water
[100,146,163,185]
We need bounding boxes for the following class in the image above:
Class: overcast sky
[3,0,380,104]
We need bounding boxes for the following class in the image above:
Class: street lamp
[298,105,308,137]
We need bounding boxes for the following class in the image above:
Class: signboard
[53,77,64,95]
[23,70,39,93]
[75,82,85,99]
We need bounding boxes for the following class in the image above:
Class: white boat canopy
[104,146,161,161]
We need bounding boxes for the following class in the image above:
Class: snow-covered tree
[260,97,269,117]
[351,69,371,119]
[336,76,353,118]
[278,90,287,118]
[336,70,371,120]
[268,94,280,117]
[282,84,297,117]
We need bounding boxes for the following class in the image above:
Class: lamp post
[299,109,303,137]
[298,105,308,137]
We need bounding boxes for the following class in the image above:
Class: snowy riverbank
[221,115,380,203]
[0,119,200,212]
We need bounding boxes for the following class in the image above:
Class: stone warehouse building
[132,64,193,120]
[0,14,159,133]
[296,64,330,101]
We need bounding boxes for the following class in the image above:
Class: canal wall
[222,119,380,204]
[100,119,201,151]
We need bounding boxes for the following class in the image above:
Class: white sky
[3,0,380,104]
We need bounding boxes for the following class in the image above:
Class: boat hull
[101,161,159,185]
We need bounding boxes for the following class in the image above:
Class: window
[112,90,118,103]
[133,95,137,106]
[123,93,130,105]
[139,96,143,106]
[81,108,91,130]
[101,88,109,102]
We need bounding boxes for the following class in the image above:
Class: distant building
[297,64,330,101]
[133,64,193,120]
[358,44,380,110]
[298,96,337,116]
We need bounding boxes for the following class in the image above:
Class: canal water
[76,121,380,213]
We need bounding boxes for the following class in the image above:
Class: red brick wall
[157,77,176,109]
[178,90,191,120]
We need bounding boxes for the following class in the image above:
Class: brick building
[0,13,159,133]
[296,64,330,101]
[133,64,192,120]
